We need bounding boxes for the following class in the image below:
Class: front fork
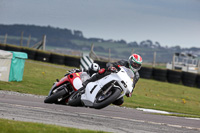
[102,81,117,95]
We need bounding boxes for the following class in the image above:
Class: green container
[9,51,28,82]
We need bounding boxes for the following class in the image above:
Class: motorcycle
[68,66,134,109]
[44,69,90,104]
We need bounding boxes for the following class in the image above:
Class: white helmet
[88,63,100,76]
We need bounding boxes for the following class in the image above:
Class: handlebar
[64,69,81,76]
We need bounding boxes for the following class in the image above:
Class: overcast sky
[0,0,200,48]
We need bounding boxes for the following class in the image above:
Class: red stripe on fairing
[56,76,69,87]
[56,72,82,90]
[68,72,82,91]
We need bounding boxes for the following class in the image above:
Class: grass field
[0,60,200,117]
[125,79,200,116]
[0,118,106,133]
[0,60,72,95]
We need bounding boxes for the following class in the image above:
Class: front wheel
[44,89,67,103]
[93,87,121,109]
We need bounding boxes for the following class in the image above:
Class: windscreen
[80,72,90,82]
[121,66,135,79]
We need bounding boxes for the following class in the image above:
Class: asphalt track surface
[0,91,200,133]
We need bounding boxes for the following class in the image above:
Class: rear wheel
[44,89,67,103]
[93,87,121,109]
[68,88,84,106]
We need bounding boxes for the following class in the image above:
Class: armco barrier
[22,48,37,60]
[35,50,51,62]
[94,60,107,69]
[2,44,200,89]
[5,44,22,52]
[153,68,167,82]
[138,67,153,79]
[50,53,65,65]
[167,69,182,84]
[196,75,200,88]
[0,44,6,50]
[182,72,197,87]
[64,56,80,67]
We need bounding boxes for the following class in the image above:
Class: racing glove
[126,89,133,97]
[126,92,132,97]
[107,66,118,73]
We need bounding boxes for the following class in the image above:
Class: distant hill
[0,24,199,63]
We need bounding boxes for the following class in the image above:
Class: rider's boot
[82,68,109,87]
[112,97,124,106]
[82,74,98,87]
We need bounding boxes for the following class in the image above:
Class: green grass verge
[0,60,74,95]
[0,118,106,133]
[0,60,200,117]
[124,78,200,116]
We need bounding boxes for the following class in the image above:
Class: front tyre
[93,87,121,109]
[44,89,67,103]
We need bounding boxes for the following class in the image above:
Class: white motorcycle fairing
[81,66,134,107]
[73,77,83,90]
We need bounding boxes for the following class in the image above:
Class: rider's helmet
[128,54,142,72]
[88,63,100,76]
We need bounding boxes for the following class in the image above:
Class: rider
[87,63,100,77]
[82,54,143,106]
[78,63,100,83]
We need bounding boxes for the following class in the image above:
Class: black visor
[129,60,141,69]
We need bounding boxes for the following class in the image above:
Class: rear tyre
[68,88,84,106]
[44,89,67,103]
[93,88,121,109]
